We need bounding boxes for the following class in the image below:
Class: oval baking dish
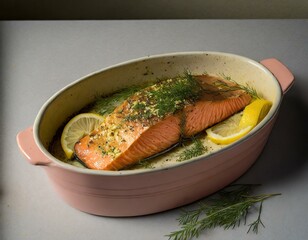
[17,52,294,216]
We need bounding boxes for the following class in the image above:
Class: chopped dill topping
[126,72,203,121]
[177,138,208,162]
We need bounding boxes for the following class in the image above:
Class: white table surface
[2,20,308,240]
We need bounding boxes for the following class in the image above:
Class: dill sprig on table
[167,184,281,240]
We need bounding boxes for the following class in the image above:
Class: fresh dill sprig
[216,74,260,99]
[247,200,265,234]
[167,184,281,240]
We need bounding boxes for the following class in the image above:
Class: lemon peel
[239,99,272,129]
[61,113,105,158]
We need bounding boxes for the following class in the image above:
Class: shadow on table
[0,23,4,238]
[239,82,308,184]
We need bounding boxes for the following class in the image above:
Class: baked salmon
[74,74,252,170]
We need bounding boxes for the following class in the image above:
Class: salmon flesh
[74,74,252,170]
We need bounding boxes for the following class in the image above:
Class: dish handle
[16,127,52,166]
[260,58,294,94]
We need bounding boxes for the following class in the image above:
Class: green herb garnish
[167,184,280,240]
[126,72,203,121]
[133,159,155,169]
[89,85,145,116]
[177,138,207,162]
[217,74,260,99]
[150,73,202,118]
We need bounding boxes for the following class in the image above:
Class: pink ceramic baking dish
[17,52,294,216]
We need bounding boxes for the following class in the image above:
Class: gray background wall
[1,0,308,20]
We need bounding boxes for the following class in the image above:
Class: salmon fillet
[74,74,251,170]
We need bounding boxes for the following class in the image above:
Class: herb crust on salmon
[74,73,252,170]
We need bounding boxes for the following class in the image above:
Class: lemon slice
[206,113,253,145]
[61,113,105,158]
[206,99,272,145]
[239,99,272,129]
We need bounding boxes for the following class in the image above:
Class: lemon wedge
[239,99,272,129]
[206,99,272,145]
[61,113,105,158]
